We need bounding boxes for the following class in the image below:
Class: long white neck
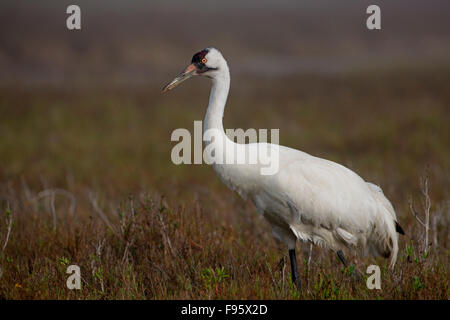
[203,64,230,138]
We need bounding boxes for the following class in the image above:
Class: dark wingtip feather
[395,221,405,235]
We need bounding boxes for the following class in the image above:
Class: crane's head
[162,47,225,94]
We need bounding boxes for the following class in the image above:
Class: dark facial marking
[191,49,209,64]
[191,49,218,74]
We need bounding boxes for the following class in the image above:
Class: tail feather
[395,221,405,235]
[366,182,400,268]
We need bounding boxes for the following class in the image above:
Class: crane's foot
[337,250,362,282]
[289,249,301,290]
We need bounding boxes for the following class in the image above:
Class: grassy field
[0,67,449,299]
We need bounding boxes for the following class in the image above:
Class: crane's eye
[201,58,207,64]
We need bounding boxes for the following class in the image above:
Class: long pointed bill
[161,63,197,94]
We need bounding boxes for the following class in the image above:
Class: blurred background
[1,0,450,85]
[0,0,448,299]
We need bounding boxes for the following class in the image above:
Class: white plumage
[163,47,402,286]
[213,141,399,267]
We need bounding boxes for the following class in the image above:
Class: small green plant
[94,267,103,281]
[346,265,355,277]
[201,266,230,290]
[405,244,413,260]
[5,208,11,220]
[59,256,70,266]
[413,276,424,291]
[340,265,355,277]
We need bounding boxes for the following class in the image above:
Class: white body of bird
[163,47,401,268]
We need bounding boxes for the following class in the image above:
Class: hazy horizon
[1,0,450,86]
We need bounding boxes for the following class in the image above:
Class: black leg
[288,249,301,290]
[337,250,347,267]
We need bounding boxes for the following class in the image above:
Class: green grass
[0,68,448,299]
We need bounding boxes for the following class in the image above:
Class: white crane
[162,47,404,289]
